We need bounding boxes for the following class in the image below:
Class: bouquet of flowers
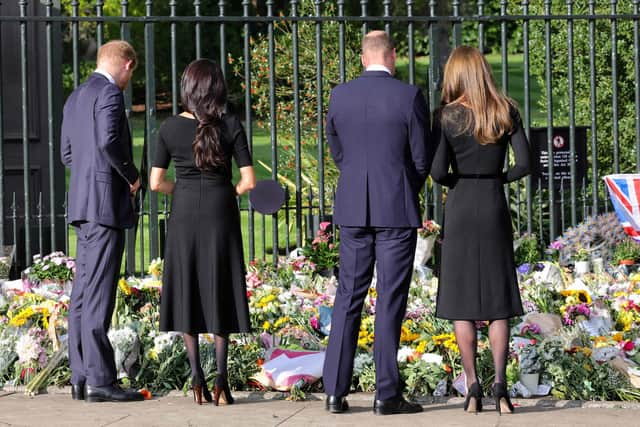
[25,252,75,284]
[302,222,339,273]
[417,220,441,239]
[517,344,541,374]
[414,220,441,268]
[14,328,49,384]
[108,326,140,379]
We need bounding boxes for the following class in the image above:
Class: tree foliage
[527,1,639,177]
[232,0,362,198]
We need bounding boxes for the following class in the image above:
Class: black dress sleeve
[430,113,457,188]
[153,123,171,169]
[230,116,253,168]
[504,108,531,183]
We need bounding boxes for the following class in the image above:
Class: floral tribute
[2,219,640,401]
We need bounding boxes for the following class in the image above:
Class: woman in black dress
[150,59,256,405]
[431,46,530,414]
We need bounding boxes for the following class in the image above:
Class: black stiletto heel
[492,382,514,415]
[464,382,483,414]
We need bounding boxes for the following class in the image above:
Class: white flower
[15,334,41,364]
[397,346,415,363]
[353,353,373,375]
[107,327,137,353]
[421,353,443,365]
[152,332,179,354]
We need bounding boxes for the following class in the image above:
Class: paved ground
[1,388,639,426]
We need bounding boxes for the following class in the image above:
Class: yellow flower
[560,289,592,305]
[263,321,271,331]
[368,287,377,298]
[118,278,132,296]
[612,332,624,342]
[274,316,290,329]
[431,333,455,346]
[415,340,427,354]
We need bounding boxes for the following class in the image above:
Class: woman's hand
[235,166,256,196]
[149,167,175,195]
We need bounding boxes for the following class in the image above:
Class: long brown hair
[180,59,227,169]
[441,46,514,145]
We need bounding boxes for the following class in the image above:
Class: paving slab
[0,388,638,427]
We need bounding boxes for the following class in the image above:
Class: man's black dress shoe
[71,383,85,401]
[325,395,349,413]
[373,396,423,415]
[85,384,145,403]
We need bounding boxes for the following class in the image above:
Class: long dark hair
[180,59,227,169]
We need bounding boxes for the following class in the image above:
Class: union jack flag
[603,174,640,241]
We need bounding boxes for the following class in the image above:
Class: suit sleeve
[95,84,139,185]
[504,108,531,183]
[430,117,457,188]
[326,89,342,169]
[60,105,72,167]
[408,89,429,186]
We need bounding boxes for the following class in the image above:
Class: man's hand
[130,178,141,195]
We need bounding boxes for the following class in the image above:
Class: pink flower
[622,341,635,352]
[310,316,319,329]
[319,221,331,232]
[66,260,75,269]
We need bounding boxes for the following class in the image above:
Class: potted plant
[572,247,590,275]
[613,239,640,266]
[517,344,542,395]
[414,220,441,267]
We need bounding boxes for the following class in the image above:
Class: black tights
[183,333,229,386]
[453,319,510,387]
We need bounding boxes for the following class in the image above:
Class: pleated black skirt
[435,178,524,321]
[159,178,251,334]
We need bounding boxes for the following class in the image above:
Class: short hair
[97,40,137,69]
[362,31,395,57]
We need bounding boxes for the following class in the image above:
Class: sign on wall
[530,126,588,189]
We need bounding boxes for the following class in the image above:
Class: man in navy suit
[322,31,432,415]
[61,40,143,402]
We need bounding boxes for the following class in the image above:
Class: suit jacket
[326,71,432,228]
[61,73,139,229]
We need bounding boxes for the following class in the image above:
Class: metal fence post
[315,0,325,218]
[145,0,158,262]
[267,0,278,264]
[19,0,31,266]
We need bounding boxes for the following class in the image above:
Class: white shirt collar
[365,64,392,75]
[95,68,116,85]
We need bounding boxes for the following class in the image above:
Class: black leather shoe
[325,395,349,413]
[373,396,423,415]
[85,384,145,403]
[71,383,85,401]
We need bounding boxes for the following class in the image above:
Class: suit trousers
[322,226,416,400]
[68,221,125,386]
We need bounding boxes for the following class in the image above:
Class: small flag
[603,174,640,241]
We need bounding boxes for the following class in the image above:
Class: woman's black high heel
[492,382,514,415]
[464,382,483,414]
[213,379,234,406]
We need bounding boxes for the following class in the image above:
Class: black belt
[457,173,503,180]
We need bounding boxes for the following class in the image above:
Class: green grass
[66,54,537,272]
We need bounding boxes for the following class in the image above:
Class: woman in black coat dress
[150,59,256,405]
[431,46,531,414]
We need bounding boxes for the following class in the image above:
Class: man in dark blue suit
[323,31,432,415]
[61,40,143,403]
